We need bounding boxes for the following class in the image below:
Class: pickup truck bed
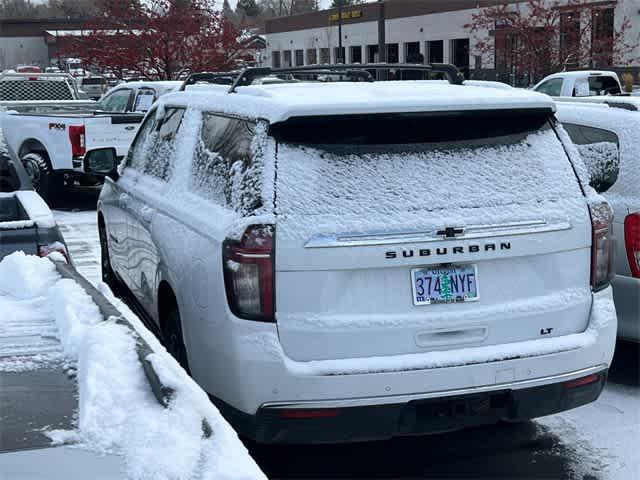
[0,192,59,259]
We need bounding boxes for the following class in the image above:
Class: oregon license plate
[411,264,479,306]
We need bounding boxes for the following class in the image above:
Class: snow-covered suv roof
[162,80,556,124]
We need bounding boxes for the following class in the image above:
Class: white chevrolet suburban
[91,65,617,444]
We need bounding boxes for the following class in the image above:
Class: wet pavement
[0,367,77,453]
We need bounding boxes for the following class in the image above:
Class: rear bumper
[214,367,607,444]
[192,288,617,443]
[612,274,640,343]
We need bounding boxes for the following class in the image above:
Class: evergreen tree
[236,0,259,17]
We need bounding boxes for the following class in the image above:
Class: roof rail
[228,63,464,93]
[180,63,465,93]
[179,71,240,91]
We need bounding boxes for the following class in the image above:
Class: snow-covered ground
[52,207,639,480]
[1,224,265,479]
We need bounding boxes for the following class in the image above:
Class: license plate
[411,264,479,306]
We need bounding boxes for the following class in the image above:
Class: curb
[51,260,213,438]
[53,260,176,407]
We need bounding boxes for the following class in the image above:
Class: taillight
[223,224,275,321]
[38,242,70,263]
[625,213,640,278]
[589,202,615,291]
[69,125,86,157]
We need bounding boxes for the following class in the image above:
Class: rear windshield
[272,110,581,217]
[81,78,104,85]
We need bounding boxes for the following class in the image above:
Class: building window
[451,38,470,76]
[386,43,399,63]
[319,48,330,64]
[295,49,304,66]
[272,51,281,68]
[306,48,317,65]
[367,45,379,63]
[592,8,614,67]
[350,45,362,63]
[404,42,422,63]
[283,50,292,67]
[333,46,345,63]
[560,12,581,69]
[426,40,443,64]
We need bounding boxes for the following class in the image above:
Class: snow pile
[0,252,64,370]
[0,250,58,298]
[0,252,264,480]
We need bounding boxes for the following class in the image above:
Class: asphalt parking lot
[54,188,640,480]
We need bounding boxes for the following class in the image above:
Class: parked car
[0,133,68,260]
[91,67,617,444]
[77,75,108,100]
[533,71,623,98]
[556,101,639,343]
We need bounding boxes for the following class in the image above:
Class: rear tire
[21,152,56,201]
[98,220,122,296]
[163,300,190,374]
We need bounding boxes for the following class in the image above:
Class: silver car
[557,102,640,343]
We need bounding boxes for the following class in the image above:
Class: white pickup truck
[0,81,181,201]
[0,72,97,112]
[533,70,623,98]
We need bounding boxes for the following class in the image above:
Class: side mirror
[83,148,118,177]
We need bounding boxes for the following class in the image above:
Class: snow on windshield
[275,128,586,239]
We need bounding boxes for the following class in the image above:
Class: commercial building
[0,18,89,70]
[264,0,640,83]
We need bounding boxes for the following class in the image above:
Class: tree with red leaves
[465,0,637,85]
[64,0,253,80]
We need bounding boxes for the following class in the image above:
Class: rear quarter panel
[84,115,142,158]
[0,113,73,170]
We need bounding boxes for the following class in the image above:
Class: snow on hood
[0,252,264,480]
[162,80,556,124]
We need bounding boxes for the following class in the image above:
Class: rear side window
[143,107,185,181]
[100,89,131,112]
[588,76,621,96]
[535,78,563,96]
[563,123,620,192]
[190,113,260,214]
[134,88,156,112]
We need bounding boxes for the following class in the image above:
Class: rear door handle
[125,125,136,131]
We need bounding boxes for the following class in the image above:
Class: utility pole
[337,0,343,63]
[377,0,386,80]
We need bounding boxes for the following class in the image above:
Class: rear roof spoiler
[179,63,465,93]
